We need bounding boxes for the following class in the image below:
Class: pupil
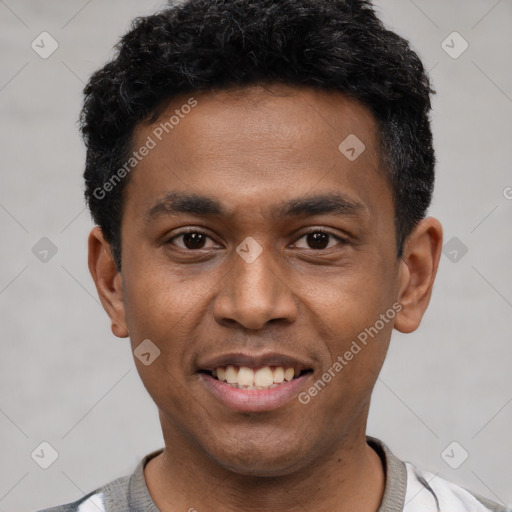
[307,232,329,249]
[183,233,205,249]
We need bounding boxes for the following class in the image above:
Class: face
[90,83,439,477]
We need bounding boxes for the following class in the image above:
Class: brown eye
[294,230,347,250]
[168,231,216,250]
[181,232,207,249]
[306,232,330,249]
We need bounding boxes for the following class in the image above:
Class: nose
[212,243,298,330]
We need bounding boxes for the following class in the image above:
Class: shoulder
[404,462,509,512]
[35,474,130,512]
[367,436,508,512]
[35,448,163,512]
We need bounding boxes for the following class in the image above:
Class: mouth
[196,353,314,412]
[199,365,312,391]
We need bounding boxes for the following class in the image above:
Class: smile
[203,365,310,390]
[198,355,314,412]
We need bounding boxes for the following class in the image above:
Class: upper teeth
[214,365,297,388]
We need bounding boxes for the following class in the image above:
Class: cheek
[302,259,395,394]
[122,255,203,335]
[134,356,193,427]
[123,270,198,409]
[322,298,393,391]
[302,307,392,424]
[121,260,212,381]
[306,260,393,336]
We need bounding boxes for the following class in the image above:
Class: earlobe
[394,217,443,334]
[88,227,129,338]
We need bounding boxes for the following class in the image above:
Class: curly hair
[81,0,435,270]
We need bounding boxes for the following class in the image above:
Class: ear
[88,227,129,338]
[394,217,443,334]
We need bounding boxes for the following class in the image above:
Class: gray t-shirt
[37,436,509,512]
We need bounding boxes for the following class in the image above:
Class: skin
[89,83,443,512]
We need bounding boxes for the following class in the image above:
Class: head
[85,0,442,476]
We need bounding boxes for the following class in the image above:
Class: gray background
[0,0,511,510]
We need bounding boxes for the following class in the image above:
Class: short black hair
[81,0,435,270]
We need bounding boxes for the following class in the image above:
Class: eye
[167,230,217,250]
[293,229,347,250]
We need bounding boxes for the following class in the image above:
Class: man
[38,0,507,511]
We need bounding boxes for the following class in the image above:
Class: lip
[199,371,313,412]
[197,351,313,375]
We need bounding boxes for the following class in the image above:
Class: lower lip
[199,372,312,412]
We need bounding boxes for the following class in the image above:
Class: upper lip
[197,352,314,374]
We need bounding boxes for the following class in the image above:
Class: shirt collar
[127,436,407,511]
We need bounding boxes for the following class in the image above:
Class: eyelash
[166,228,348,251]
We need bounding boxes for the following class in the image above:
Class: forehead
[125,83,391,223]
[153,83,380,157]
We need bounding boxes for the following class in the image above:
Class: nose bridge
[235,246,278,301]
[213,239,297,330]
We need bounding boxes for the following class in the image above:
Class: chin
[206,437,312,477]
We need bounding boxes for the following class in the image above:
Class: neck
[144,418,385,512]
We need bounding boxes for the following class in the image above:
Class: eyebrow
[144,191,368,224]
[277,193,367,218]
